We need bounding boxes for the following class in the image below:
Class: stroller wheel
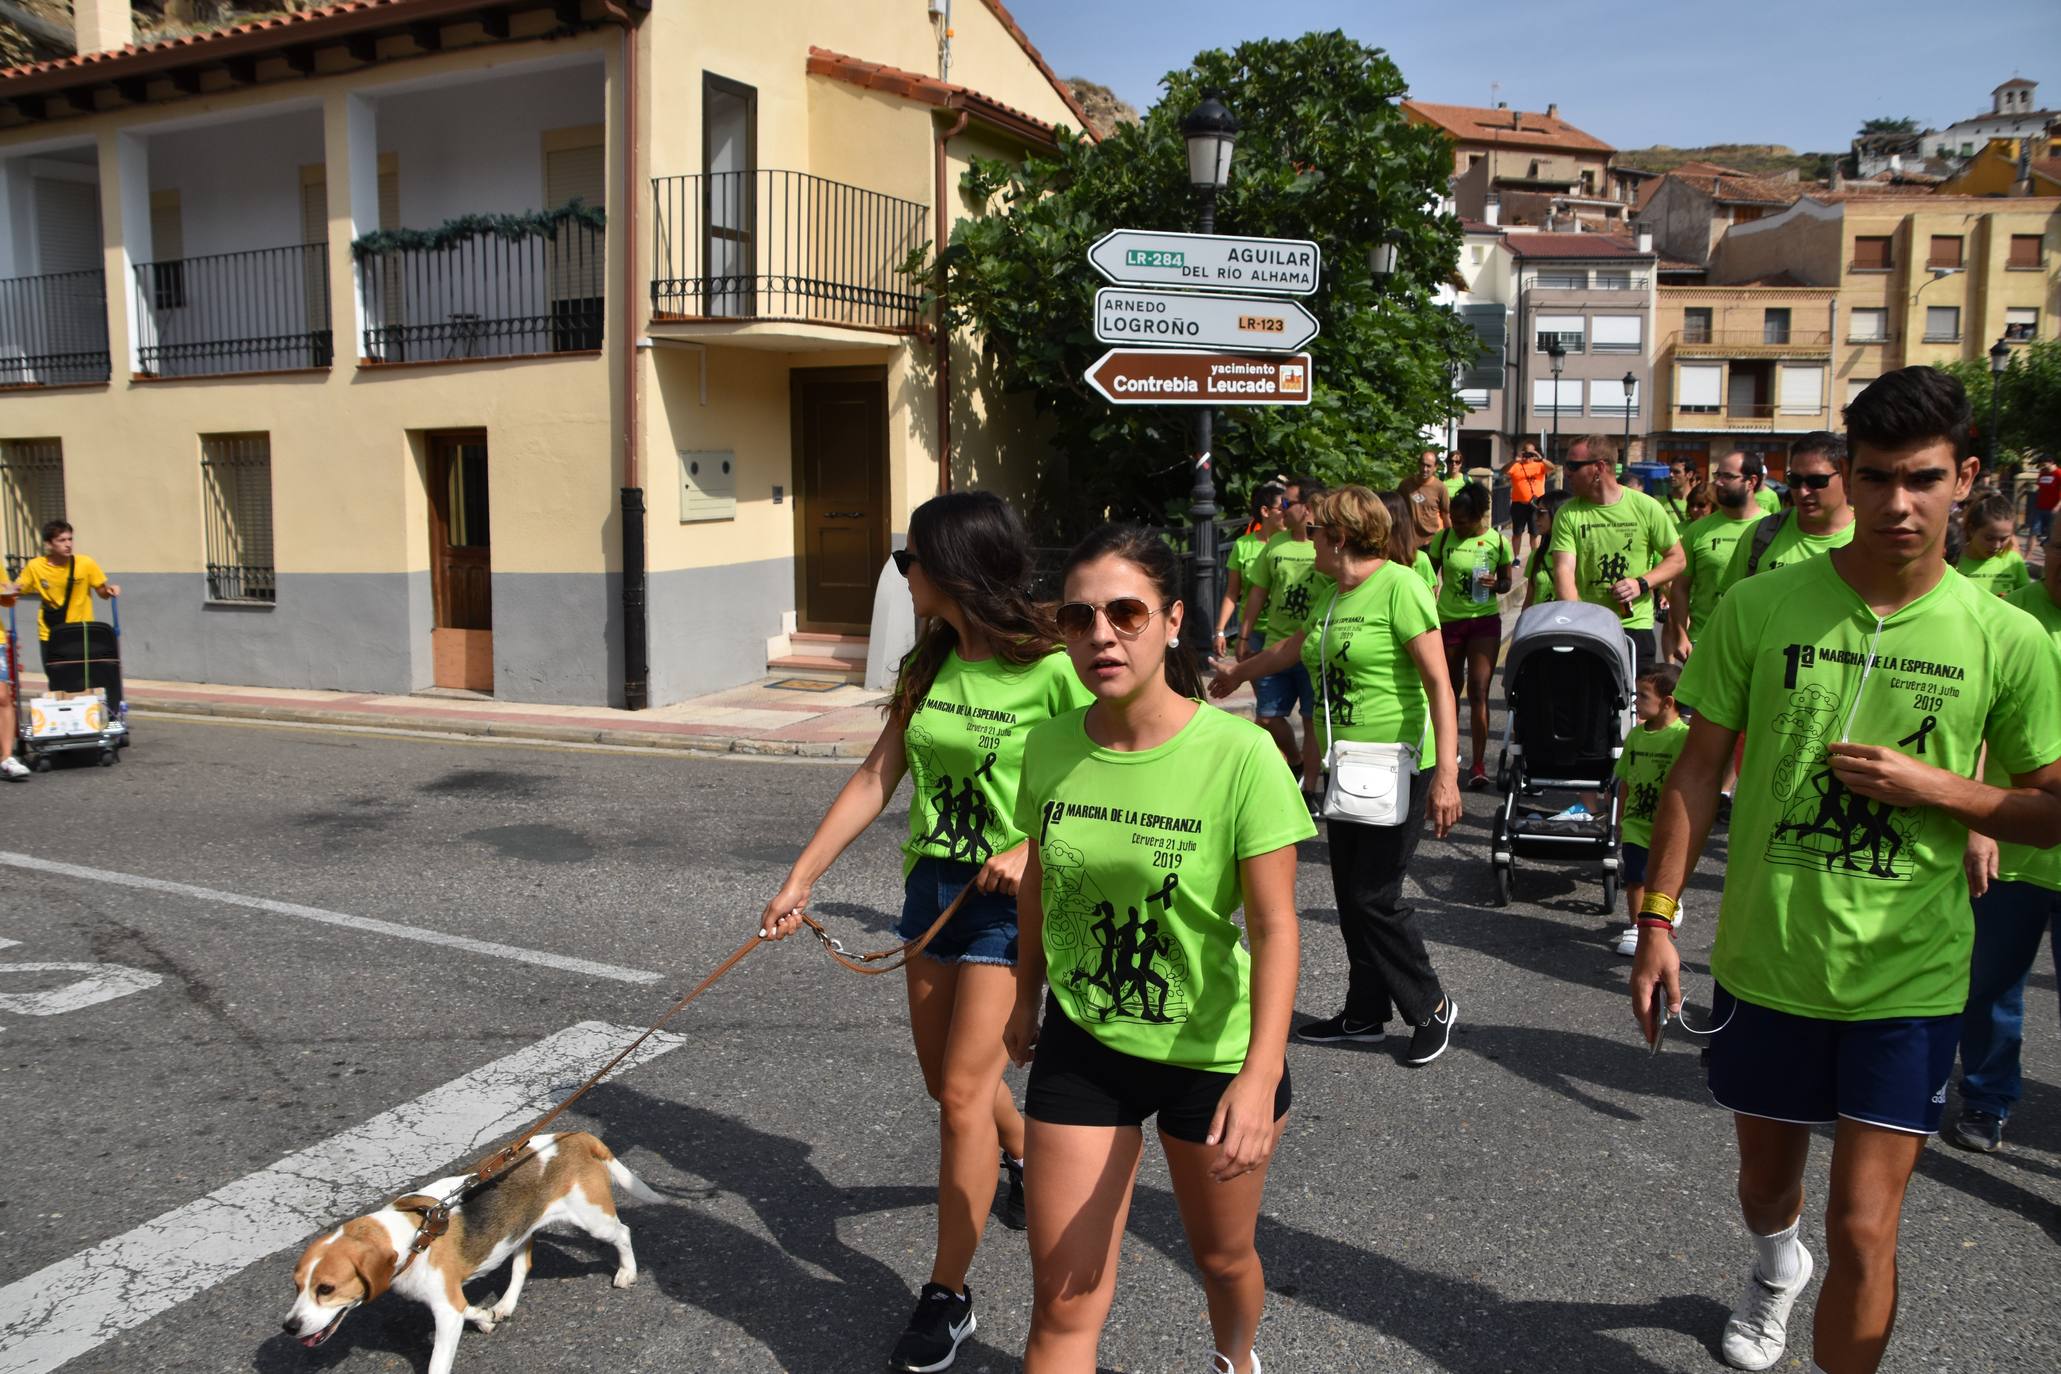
[1492,858,1511,908]
[31,755,52,773]
[1600,870,1619,916]
[97,750,117,767]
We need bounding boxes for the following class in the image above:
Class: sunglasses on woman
[1056,597,1169,640]
[891,549,918,576]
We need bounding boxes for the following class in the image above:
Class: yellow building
[1649,283,1840,477]
[1935,138,2061,197]
[0,0,1086,704]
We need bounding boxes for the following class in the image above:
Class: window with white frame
[1777,364,1825,415]
[1924,306,1960,343]
[1849,308,1888,343]
[1530,378,1582,414]
[1591,316,1642,353]
[0,439,64,578]
[200,434,276,604]
[2004,307,2038,342]
[1535,313,1585,353]
[1590,377,1638,414]
[1677,362,1722,412]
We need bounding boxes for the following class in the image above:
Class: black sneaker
[1404,998,1458,1065]
[888,1283,976,1372]
[1295,1013,1386,1044]
[999,1152,1026,1232]
[1946,1109,2004,1153]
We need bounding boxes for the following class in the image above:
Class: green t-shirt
[1429,527,1515,622]
[1412,549,1436,593]
[1987,580,2061,891]
[1614,717,1690,848]
[903,650,1095,875]
[1443,474,1467,498]
[1678,556,2061,1020]
[1248,533,1322,646]
[1755,486,1782,516]
[1016,704,1317,1072]
[1525,545,1556,606]
[1717,514,1856,597]
[1301,561,1442,755]
[1957,546,2032,600]
[1678,511,1765,644]
[1546,486,1680,630]
[1227,531,1267,589]
[1661,495,1693,535]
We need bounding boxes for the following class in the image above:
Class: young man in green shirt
[1664,450,1767,662]
[1630,367,2061,1374]
[1239,480,1326,790]
[1547,435,1685,673]
[1719,434,1855,596]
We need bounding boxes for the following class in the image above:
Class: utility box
[680,450,736,522]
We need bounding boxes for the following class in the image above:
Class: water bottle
[1470,542,1495,606]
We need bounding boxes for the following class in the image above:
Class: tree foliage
[1858,116,1922,136]
[1944,338,2061,466]
[920,31,1474,537]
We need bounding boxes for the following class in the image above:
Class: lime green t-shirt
[1247,533,1322,646]
[1443,474,1467,498]
[1678,556,2061,1020]
[903,650,1095,875]
[1227,530,1267,590]
[1525,545,1557,606]
[1986,579,2061,892]
[1301,561,1442,755]
[1546,487,1680,630]
[1661,495,1693,535]
[1614,717,1690,848]
[1957,546,2032,600]
[1429,527,1515,622]
[1016,704,1317,1072]
[1755,486,1782,516]
[1678,511,1765,644]
[1412,549,1436,593]
[1717,514,1856,597]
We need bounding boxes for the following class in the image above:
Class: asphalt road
[0,714,2054,1374]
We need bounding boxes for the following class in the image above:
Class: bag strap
[1745,510,1788,579]
[1317,588,1340,753]
[42,559,76,637]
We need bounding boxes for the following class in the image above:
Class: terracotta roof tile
[807,47,1061,145]
[1656,160,1801,206]
[1505,232,1654,260]
[1402,99,1614,155]
[976,0,1097,139]
[0,0,416,83]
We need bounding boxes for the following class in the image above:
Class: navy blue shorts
[1253,662,1314,720]
[1705,983,1961,1135]
[898,856,1018,966]
[1621,841,1649,887]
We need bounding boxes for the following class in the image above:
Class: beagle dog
[282,1131,660,1374]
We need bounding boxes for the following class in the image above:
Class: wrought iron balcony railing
[651,171,928,331]
[132,243,332,378]
[0,269,110,386]
[357,219,605,364]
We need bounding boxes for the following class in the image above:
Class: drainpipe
[934,109,969,495]
[602,1,648,708]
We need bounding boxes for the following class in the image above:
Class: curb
[127,694,874,760]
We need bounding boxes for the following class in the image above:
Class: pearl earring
[1168,637,1180,648]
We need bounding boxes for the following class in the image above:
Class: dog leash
[387,882,977,1278]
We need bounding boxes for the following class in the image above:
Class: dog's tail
[605,1156,665,1205]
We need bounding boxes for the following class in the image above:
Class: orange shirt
[1509,458,1550,505]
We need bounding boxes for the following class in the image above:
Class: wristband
[1635,575,1650,597]
[1639,891,1681,923]
[1635,917,1676,937]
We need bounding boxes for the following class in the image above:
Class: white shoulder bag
[1318,588,1417,826]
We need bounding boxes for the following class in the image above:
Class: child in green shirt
[1955,490,2033,598]
[1611,664,1689,956]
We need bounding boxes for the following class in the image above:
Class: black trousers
[1326,772,1445,1027]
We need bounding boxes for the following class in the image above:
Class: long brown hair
[888,491,1058,721]
[1379,490,1417,566]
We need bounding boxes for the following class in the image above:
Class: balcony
[650,171,928,335]
[357,211,605,365]
[1670,328,1832,360]
[0,270,110,387]
[132,244,332,380]
[1667,401,1828,433]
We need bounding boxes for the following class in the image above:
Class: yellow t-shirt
[10,554,107,641]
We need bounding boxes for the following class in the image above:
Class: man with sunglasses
[1718,434,1855,597]
[1503,443,1554,566]
[1663,450,1767,663]
[1631,367,2061,1374]
[1548,436,1684,672]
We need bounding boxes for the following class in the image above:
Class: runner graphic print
[1038,826,1193,1027]
[907,718,1003,867]
[1763,682,1916,880]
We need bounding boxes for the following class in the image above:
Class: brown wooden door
[793,372,887,630]
[429,433,493,691]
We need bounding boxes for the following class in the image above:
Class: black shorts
[1510,500,1537,536]
[1024,996,1291,1144]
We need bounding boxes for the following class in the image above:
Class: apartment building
[1648,284,1838,476]
[1503,232,1657,462]
[1404,99,1626,230]
[0,0,1085,705]
[1712,191,2060,417]
[1447,218,1514,470]
[1636,162,1803,268]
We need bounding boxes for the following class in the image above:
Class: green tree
[1859,116,1921,136]
[1945,338,2061,466]
[920,31,1474,536]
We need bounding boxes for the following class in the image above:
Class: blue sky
[1003,0,2061,153]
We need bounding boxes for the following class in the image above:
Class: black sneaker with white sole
[888,1283,976,1372]
[999,1152,1026,1231]
[1295,1013,1387,1044]
[1404,998,1457,1065]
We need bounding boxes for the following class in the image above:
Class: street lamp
[1621,369,1637,474]
[1547,339,1567,468]
[1369,227,1403,283]
[1988,336,2011,470]
[1179,91,1237,655]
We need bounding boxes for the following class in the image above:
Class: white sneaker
[0,756,29,781]
[1720,1243,1815,1370]
[1209,1351,1261,1374]
[1613,927,1639,956]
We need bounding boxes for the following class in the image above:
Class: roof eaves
[806,47,1060,148]
[975,0,1098,141]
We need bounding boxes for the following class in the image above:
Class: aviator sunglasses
[1056,597,1170,640]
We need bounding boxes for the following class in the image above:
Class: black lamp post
[1988,337,2011,470]
[1547,340,1567,468]
[1621,369,1637,474]
[1180,91,1237,652]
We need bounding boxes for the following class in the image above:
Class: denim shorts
[1253,662,1315,719]
[898,856,1019,966]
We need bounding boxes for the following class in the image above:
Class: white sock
[1752,1219,1806,1287]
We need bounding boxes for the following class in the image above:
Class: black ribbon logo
[1897,715,1938,756]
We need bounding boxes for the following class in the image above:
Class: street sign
[1084,349,1314,407]
[1087,229,1321,296]
[1093,287,1320,353]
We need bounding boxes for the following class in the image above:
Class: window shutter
[33,179,100,275]
[1678,363,1722,409]
[1589,378,1635,413]
[1845,378,1872,407]
[1458,303,1505,391]
[1924,306,1959,341]
[1591,315,1641,350]
[1853,236,1891,269]
[1777,365,1823,415]
[2008,234,2041,268]
[1849,308,1887,342]
[544,133,605,328]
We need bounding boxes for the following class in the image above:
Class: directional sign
[1084,349,1314,407]
[1088,229,1321,296]
[1094,287,1320,352]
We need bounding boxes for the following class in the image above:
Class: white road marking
[0,938,18,950]
[0,1020,684,1374]
[0,962,162,1015]
[0,851,661,985]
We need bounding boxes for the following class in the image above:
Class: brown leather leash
[386,882,977,1278]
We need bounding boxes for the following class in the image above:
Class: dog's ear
[340,1219,398,1300]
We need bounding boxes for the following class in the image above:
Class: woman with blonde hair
[1213,486,1464,1064]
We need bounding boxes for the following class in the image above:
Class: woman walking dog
[759,491,1091,1372]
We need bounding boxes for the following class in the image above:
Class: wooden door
[429,433,493,691]
[792,372,887,631]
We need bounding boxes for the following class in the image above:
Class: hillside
[1,2,313,68]
[1616,143,1838,182]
